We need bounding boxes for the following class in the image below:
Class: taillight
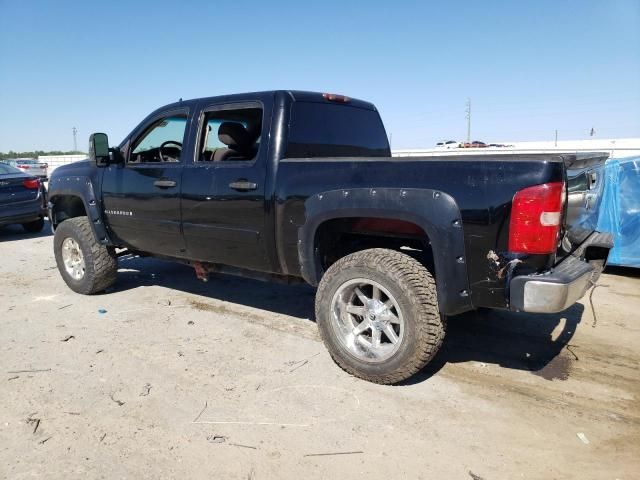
[508,182,565,254]
[23,178,40,190]
[19,165,30,169]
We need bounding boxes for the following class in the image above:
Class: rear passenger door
[181,101,272,272]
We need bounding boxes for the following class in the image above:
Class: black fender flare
[48,175,112,245]
[298,188,472,316]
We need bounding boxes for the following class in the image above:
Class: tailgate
[0,174,40,205]
[561,152,610,254]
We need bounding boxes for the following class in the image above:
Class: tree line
[0,150,86,160]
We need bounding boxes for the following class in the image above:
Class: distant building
[38,154,87,175]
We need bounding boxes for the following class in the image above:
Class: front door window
[130,115,188,163]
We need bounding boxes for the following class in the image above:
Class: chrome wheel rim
[330,278,405,363]
[61,237,85,280]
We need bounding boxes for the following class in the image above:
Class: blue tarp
[596,156,640,268]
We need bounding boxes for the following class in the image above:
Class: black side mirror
[89,133,110,166]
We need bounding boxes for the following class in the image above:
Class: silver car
[3,159,48,179]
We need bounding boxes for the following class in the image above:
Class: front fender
[298,188,472,316]
[48,174,111,245]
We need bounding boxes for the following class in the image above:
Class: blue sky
[0,0,638,151]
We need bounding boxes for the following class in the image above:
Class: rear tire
[22,217,44,233]
[315,248,445,384]
[54,216,117,294]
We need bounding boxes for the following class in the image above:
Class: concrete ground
[1,222,638,479]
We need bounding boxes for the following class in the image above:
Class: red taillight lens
[19,165,30,169]
[23,178,40,190]
[508,182,565,254]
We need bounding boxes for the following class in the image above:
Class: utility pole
[465,98,471,144]
[555,129,558,147]
[72,127,78,152]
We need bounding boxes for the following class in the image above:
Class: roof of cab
[154,90,377,114]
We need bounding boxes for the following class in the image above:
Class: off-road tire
[22,217,44,232]
[54,216,117,294]
[315,248,445,384]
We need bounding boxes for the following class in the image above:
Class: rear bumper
[0,197,47,227]
[509,232,613,313]
[0,210,45,227]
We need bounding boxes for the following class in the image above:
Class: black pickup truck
[48,90,612,384]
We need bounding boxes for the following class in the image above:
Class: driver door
[101,108,191,257]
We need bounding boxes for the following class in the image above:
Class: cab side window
[199,108,262,162]
[130,115,188,163]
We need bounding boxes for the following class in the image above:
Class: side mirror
[89,133,110,166]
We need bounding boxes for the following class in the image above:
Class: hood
[50,158,91,178]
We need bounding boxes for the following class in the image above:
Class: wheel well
[314,217,435,278]
[51,195,87,228]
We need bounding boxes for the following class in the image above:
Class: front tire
[54,216,117,294]
[315,248,445,384]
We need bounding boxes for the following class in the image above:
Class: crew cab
[47,90,612,384]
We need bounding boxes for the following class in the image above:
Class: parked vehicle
[3,158,49,179]
[462,140,487,148]
[47,90,612,384]
[434,140,459,149]
[0,163,47,232]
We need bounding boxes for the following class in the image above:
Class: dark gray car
[0,163,47,232]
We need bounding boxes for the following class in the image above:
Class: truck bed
[274,152,608,311]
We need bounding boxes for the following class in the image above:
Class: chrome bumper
[509,232,612,313]
[518,270,593,313]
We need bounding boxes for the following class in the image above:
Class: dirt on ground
[1,222,638,479]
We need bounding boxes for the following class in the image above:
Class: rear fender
[299,188,472,316]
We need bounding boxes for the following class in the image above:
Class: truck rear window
[285,102,390,158]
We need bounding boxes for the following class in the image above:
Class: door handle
[229,180,257,191]
[154,179,177,188]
